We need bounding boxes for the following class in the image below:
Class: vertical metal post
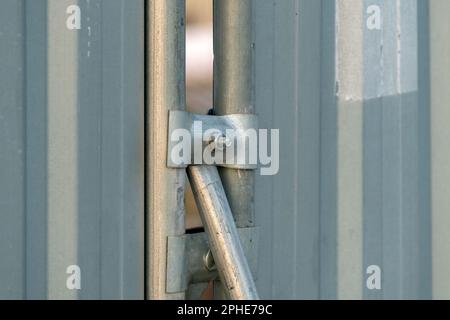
[187,166,259,300]
[213,0,255,228]
[146,0,186,299]
[213,0,255,299]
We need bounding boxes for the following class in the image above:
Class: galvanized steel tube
[146,0,186,299]
[213,0,255,228]
[187,166,259,300]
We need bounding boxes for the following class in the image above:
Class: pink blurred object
[186,26,213,84]
[186,25,213,113]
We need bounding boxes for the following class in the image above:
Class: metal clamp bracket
[167,111,258,170]
[167,112,260,299]
[166,227,259,294]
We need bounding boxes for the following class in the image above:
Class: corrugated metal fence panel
[0,0,144,299]
[2,0,449,301]
[0,0,26,299]
[254,0,436,299]
[430,0,450,300]
[253,0,323,299]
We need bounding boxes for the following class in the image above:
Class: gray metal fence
[1,0,449,300]
[0,0,144,299]
[254,0,434,300]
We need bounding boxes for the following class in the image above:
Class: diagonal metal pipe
[187,165,259,300]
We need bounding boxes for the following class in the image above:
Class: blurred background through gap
[185,0,213,232]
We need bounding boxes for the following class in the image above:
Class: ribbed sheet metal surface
[1,0,449,300]
[0,0,144,299]
[253,0,447,299]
